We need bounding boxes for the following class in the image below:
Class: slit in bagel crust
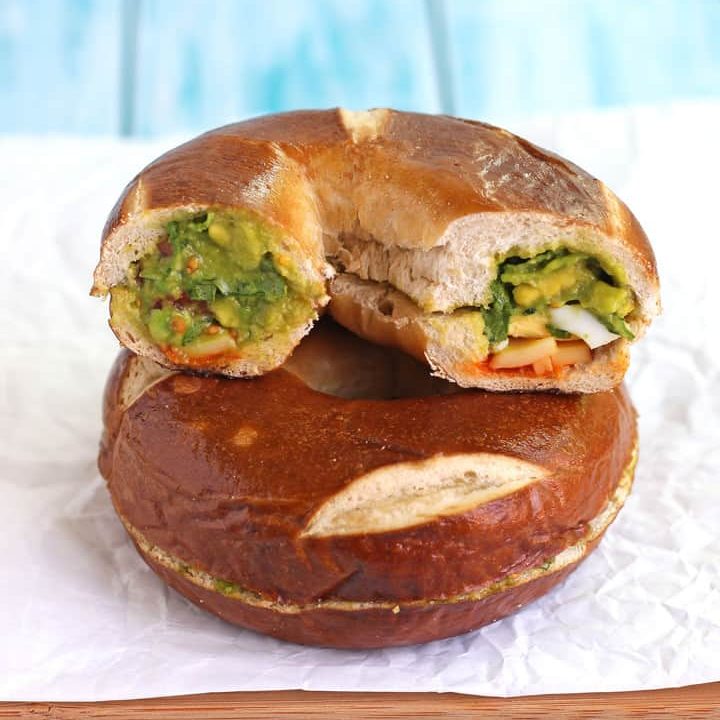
[118,442,636,616]
[300,454,549,538]
[92,108,659,389]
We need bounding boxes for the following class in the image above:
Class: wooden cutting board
[2,684,719,719]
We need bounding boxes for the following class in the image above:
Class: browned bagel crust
[93,109,659,389]
[100,110,349,249]
[103,110,655,269]
[142,547,590,648]
[101,343,636,620]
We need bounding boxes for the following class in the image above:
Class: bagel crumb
[233,426,259,447]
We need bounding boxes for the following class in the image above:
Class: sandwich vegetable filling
[110,212,636,375]
[110,211,323,364]
[478,248,636,374]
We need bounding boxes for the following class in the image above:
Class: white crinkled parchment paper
[1,103,719,701]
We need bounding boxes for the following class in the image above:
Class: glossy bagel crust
[100,325,638,647]
[92,109,659,389]
[142,549,588,648]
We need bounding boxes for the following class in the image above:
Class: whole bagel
[92,109,659,392]
[100,321,638,648]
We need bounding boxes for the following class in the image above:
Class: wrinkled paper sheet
[1,102,719,701]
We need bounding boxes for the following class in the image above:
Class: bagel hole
[284,318,458,400]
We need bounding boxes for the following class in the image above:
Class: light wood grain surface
[3,0,720,135]
[2,684,719,719]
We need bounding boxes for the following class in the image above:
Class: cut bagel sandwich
[92,109,659,390]
[100,321,639,647]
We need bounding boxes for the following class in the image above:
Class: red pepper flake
[207,324,220,335]
[186,256,200,273]
[171,316,187,334]
[158,240,173,256]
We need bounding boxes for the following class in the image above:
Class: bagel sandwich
[92,109,659,391]
[99,320,638,648]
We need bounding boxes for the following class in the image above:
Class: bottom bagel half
[100,321,638,648]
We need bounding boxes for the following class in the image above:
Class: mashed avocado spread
[482,249,635,345]
[111,211,322,361]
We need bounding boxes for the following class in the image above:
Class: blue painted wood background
[1,0,719,136]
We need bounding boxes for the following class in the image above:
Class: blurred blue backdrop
[1,0,719,136]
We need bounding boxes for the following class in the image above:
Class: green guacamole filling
[481,249,636,345]
[111,211,322,360]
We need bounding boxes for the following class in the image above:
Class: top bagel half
[92,109,659,392]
